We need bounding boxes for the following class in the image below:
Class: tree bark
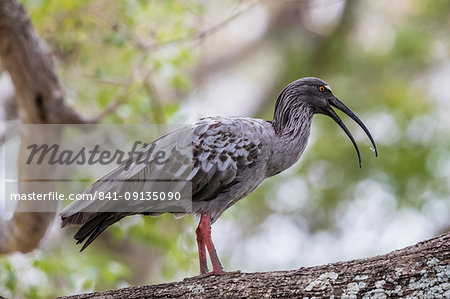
[60,232,449,298]
[0,0,91,124]
[0,0,92,254]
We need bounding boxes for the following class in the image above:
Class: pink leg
[196,219,209,274]
[196,213,240,276]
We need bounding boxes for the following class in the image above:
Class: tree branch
[0,0,93,124]
[60,232,450,298]
[93,53,146,122]
[0,0,93,254]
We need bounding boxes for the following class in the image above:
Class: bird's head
[274,77,378,167]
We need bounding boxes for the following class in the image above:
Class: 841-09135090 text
[9,191,181,201]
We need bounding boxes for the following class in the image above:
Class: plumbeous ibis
[61,77,377,276]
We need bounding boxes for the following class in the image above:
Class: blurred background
[1,0,450,297]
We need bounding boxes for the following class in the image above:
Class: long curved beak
[320,97,378,168]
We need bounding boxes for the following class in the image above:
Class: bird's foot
[199,269,241,278]
[184,269,241,280]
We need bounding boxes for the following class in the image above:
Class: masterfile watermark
[9,191,182,201]
[3,124,194,213]
[26,141,168,170]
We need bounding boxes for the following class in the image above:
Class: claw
[197,269,241,278]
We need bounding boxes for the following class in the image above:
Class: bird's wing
[60,117,265,226]
[60,125,194,225]
[189,117,264,202]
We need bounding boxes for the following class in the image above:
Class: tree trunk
[0,0,92,254]
[59,232,449,298]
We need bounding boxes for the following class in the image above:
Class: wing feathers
[61,117,266,250]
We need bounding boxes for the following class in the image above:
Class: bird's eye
[318,86,325,92]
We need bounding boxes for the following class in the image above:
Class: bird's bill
[321,97,378,167]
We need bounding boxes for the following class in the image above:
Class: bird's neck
[272,103,314,138]
[266,104,314,177]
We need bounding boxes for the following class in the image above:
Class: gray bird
[61,77,377,276]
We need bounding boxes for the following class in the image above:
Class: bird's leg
[195,217,209,274]
[196,213,240,277]
[201,213,224,273]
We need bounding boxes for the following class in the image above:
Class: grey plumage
[60,77,377,274]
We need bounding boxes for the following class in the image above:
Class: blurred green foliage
[1,0,450,298]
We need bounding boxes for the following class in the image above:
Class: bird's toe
[200,269,241,278]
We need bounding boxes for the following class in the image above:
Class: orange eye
[318,86,325,92]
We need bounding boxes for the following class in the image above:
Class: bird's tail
[62,212,125,251]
